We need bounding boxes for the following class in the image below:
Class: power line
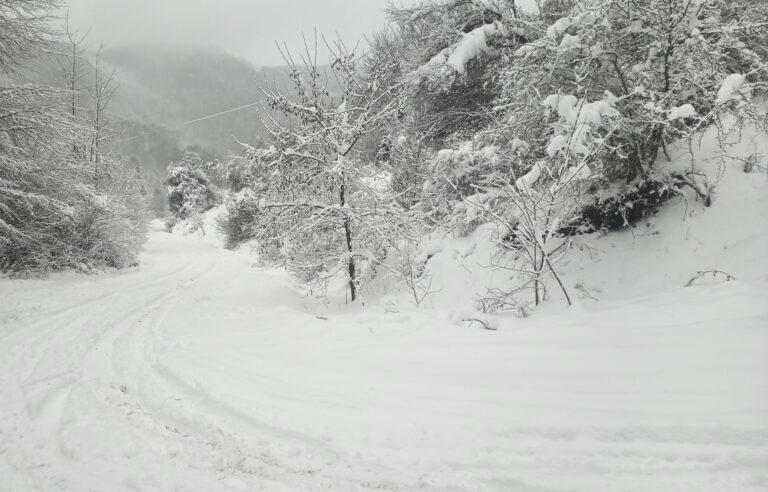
[182,101,262,125]
[114,100,263,144]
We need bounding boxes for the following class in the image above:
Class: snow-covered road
[1,228,767,491]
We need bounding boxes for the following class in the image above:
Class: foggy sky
[60,0,393,65]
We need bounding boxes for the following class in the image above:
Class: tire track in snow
[2,230,767,492]
[105,258,347,488]
[0,244,272,491]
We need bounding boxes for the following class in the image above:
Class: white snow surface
[558,33,581,49]
[667,103,697,120]
[429,22,500,75]
[447,22,498,74]
[2,131,768,490]
[542,92,618,156]
[716,74,747,105]
[2,230,767,490]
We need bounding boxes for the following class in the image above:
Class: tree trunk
[338,176,356,302]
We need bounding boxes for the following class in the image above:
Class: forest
[165,0,767,312]
[2,0,766,310]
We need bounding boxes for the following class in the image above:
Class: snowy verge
[1,221,765,491]
[359,121,768,321]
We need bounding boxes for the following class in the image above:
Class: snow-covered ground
[1,225,767,490]
[2,135,768,490]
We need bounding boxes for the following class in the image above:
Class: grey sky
[60,0,393,65]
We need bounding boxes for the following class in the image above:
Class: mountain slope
[18,44,296,214]
[21,44,292,165]
[103,45,287,154]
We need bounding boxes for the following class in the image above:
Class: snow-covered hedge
[164,152,217,231]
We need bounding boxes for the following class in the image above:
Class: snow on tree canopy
[436,141,500,179]
[515,161,544,189]
[429,22,501,75]
[547,12,597,41]
[543,92,618,156]
[559,34,581,49]
[543,93,618,127]
[716,74,747,105]
[470,0,502,14]
[547,17,573,40]
[667,104,697,121]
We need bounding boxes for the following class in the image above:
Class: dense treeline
[215,0,767,309]
[0,0,148,275]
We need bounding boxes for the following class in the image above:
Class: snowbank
[377,121,768,316]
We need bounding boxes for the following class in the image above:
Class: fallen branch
[684,270,736,287]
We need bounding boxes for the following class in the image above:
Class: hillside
[19,44,296,214]
[103,45,288,154]
[23,44,289,159]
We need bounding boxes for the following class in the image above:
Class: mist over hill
[21,44,297,213]
[30,45,292,154]
[102,45,287,154]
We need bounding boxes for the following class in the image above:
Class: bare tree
[255,35,406,302]
[55,11,89,154]
[1,1,148,275]
[56,12,88,118]
[0,0,60,73]
[89,45,118,164]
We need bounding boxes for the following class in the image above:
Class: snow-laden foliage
[220,0,765,310]
[163,152,217,232]
[0,85,148,274]
[376,0,521,145]
[0,0,59,73]
[219,40,419,302]
[1,0,149,275]
[374,0,768,310]
[501,0,766,181]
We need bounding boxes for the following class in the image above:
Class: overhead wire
[113,100,264,144]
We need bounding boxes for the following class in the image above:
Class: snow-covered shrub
[375,0,537,226]
[164,152,217,228]
[369,0,767,311]
[222,155,257,192]
[381,1,523,147]
[71,194,146,269]
[557,178,675,235]
[417,137,497,232]
[0,84,149,275]
[501,0,766,182]
[384,134,430,211]
[473,0,766,309]
[250,38,409,302]
[217,188,266,250]
[0,0,151,276]
[215,149,276,249]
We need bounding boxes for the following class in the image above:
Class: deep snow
[1,225,767,490]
